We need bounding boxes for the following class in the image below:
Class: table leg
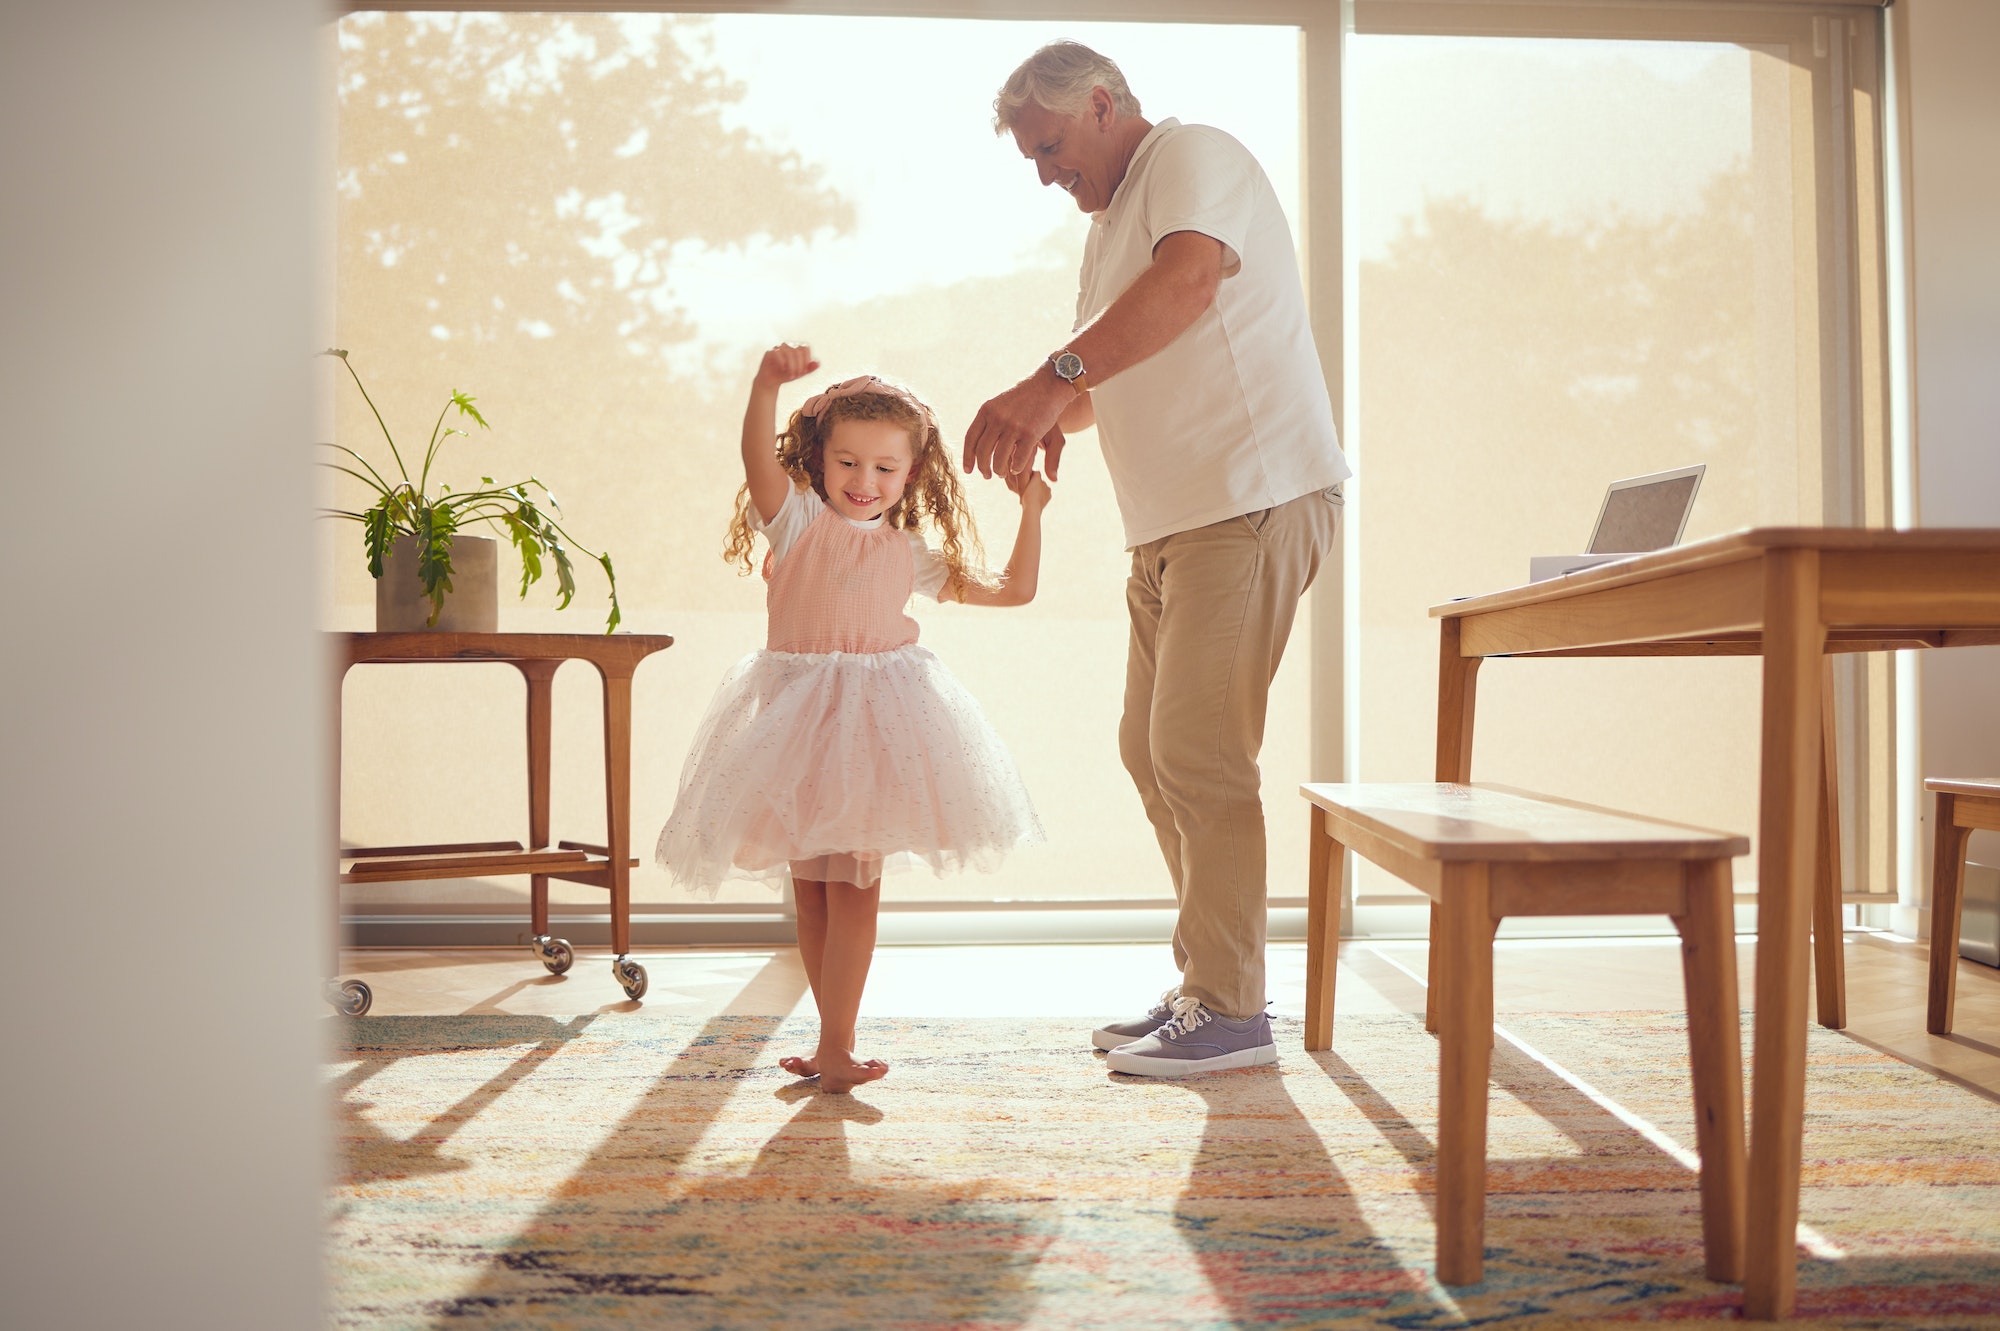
[518,660,559,939]
[1927,793,1971,1035]
[1430,618,1484,1033]
[331,662,349,983]
[1434,863,1493,1287]
[1435,617,1482,784]
[1813,658,1847,1029]
[599,665,635,959]
[1305,807,1342,1051]
[1744,549,1825,1321]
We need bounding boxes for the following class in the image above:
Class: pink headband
[800,375,933,430]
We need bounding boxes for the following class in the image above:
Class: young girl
[655,343,1050,1093]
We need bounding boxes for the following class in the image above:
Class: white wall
[1904,0,2000,899]
[0,3,324,1326]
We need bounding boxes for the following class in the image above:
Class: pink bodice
[766,510,920,654]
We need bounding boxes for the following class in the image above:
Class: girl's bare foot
[816,1048,889,1094]
[778,1054,820,1079]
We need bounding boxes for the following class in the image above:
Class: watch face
[1054,352,1084,381]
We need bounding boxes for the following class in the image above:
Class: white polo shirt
[1077,119,1352,548]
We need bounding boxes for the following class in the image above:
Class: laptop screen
[1588,467,1704,554]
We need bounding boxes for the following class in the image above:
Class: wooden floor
[343,928,2000,1100]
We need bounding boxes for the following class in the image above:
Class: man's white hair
[993,41,1142,133]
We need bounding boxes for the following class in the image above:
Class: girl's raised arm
[743,343,820,524]
[953,470,1052,608]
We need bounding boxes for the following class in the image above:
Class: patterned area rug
[329,1012,2000,1329]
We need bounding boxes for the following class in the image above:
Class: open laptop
[1528,464,1705,582]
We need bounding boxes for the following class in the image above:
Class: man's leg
[1092,539,1194,1053]
[1150,491,1337,1020]
[1120,538,1189,950]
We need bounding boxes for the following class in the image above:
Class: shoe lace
[1153,985,1181,1013]
[1156,995,1212,1040]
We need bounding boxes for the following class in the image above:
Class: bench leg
[1928,793,1971,1035]
[1424,904,1497,1044]
[1429,621,1482,1036]
[1435,865,1493,1286]
[1305,806,1343,1051]
[1675,858,1746,1284]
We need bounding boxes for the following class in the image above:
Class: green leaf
[320,347,349,360]
[502,509,544,598]
[415,504,458,625]
[548,532,577,611]
[362,504,394,579]
[450,391,489,430]
[599,552,621,634]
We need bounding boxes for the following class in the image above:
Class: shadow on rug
[328,1003,2000,1329]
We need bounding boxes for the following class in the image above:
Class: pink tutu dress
[654,485,1043,893]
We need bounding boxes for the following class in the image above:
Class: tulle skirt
[654,644,1043,893]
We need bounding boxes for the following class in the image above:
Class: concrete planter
[375,532,499,632]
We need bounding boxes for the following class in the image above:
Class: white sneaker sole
[1091,1026,1158,1052]
[1105,1042,1279,1077]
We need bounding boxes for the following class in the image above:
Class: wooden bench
[1926,777,2000,1034]
[1301,781,1750,1287]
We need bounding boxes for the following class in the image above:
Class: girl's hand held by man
[1006,467,1053,513]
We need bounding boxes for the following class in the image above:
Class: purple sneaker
[1105,996,1277,1077]
[1091,986,1179,1052]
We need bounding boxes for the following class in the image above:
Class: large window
[330,12,1308,925]
[330,2,1895,942]
[1343,4,1895,934]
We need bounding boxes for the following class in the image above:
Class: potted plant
[319,349,620,633]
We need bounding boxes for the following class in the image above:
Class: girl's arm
[743,343,819,524]
[953,471,1052,608]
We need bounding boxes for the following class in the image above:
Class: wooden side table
[328,631,673,1013]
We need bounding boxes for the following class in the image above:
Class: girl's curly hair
[723,384,989,598]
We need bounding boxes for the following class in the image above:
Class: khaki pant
[1120,487,1341,1019]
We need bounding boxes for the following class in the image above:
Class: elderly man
[966,42,1351,1077]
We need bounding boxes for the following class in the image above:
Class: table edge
[1430,526,2000,619]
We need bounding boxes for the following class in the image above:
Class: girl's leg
[814,880,888,1092]
[780,878,829,1079]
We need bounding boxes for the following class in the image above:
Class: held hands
[1006,467,1052,513]
[964,365,1069,483]
[756,342,820,390]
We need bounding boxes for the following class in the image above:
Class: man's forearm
[1061,230,1222,389]
[962,232,1221,478]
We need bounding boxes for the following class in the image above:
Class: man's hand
[964,365,1072,480]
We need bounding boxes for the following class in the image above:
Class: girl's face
[822,418,917,522]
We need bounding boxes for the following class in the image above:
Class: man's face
[1010,94,1117,215]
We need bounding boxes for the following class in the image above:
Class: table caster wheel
[531,934,574,975]
[613,956,648,1001]
[329,979,372,1017]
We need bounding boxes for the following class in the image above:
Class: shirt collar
[1103,117,1179,216]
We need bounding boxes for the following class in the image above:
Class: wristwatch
[1047,349,1090,395]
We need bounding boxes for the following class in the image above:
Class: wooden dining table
[1429,527,2000,1320]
